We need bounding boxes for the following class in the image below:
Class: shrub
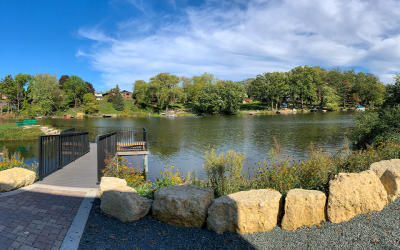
[0,147,38,175]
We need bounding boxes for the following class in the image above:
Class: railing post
[58,135,62,169]
[39,136,43,181]
[97,135,101,184]
[72,135,75,161]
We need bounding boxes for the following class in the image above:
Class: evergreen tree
[112,85,125,111]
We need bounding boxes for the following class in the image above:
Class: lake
[0,112,354,181]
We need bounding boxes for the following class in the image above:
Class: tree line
[132,66,395,115]
[0,73,98,116]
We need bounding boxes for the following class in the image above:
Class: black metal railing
[59,126,145,143]
[116,127,148,151]
[38,131,89,180]
[97,132,117,184]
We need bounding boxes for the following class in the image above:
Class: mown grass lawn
[0,123,45,140]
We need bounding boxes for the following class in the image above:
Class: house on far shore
[94,91,103,100]
[121,90,132,100]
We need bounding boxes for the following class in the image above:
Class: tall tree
[58,75,69,90]
[85,82,95,94]
[112,85,125,111]
[385,74,400,107]
[132,80,150,107]
[63,75,88,107]
[83,93,99,114]
[13,73,31,112]
[29,73,59,115]
[148,73,180,110]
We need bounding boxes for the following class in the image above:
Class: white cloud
[77,0,400,91]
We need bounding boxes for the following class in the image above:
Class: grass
[0,123,45,140]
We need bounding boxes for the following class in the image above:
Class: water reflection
[1,112,354,180]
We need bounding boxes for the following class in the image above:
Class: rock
[98,177,131,197]
[381,166,400,202]
[370,159,400,202]
[100,187,152,222]
[207,189,283,234]
[0,168,36,192]
[281,189,327,230]
[327,170,388,223]
[370,159,400,178]
[152,184,214,228]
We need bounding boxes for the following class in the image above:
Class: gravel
[79,198,400,250]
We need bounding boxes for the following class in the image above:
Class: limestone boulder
[381,166,400,202]
[98,177,131,197]
[370,159,400,178]
[281,189,326,230]
[327,170,388,224]
[207,189,283,234]
[152,184,214,228]
[100,186,152,222]
[0,168,36,192]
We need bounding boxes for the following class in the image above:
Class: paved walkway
[0,144,99,250]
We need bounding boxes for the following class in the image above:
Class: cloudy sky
[1,0,400,91]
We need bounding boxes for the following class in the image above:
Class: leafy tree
[85,82,95,94]
[83,93,99,114]
[148,73,180,110]
[58,75,69,90]
[385,74,400,107]
[288,66,318,109]
[112,85,125,111]
[320,85,339,110]
[13,73,31,112]
[29,73,59,115]
[63,75,88,107]
[348,107,400,149]
[132,80,150,107]
[190,73,215,102]
[0,75,15,113]
[197,80,245,115]
[352,72,385,107]
[0,75,12,116]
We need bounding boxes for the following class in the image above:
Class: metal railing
[97,132,117,184]
[38,131,90,180]
[116,127,148,151]
[59,126,145,143]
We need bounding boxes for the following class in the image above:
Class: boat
[355,106,365,111]
[161,113,167,115]
[168,114,176,117]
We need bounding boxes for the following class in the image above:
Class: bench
[117,142,146,151]
[16,121,24,127]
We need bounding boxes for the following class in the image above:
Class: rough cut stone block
[0,168,36,192]
[100,187,152,222]
[207,189,283,234]
[370,159,400,178]
[281,189,326,230]
[381,166,400,202]
[98,177,130,197]
[327,170,388,223]
[152,184,214,228]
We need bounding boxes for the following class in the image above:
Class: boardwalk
[39,143,98,189]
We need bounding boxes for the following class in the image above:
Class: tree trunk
[301,96,303,109]
[343,96,346,108]
[275,103,278,110]
[7,102,9,113]
[271,101,273,111]
[74,98,77,108]
[0,92,2,117]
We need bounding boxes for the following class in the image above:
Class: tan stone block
[281,189,326,230]
[0,168,36,192]
[327,170,387,223]
[100,187,152,222]
[207,189,283,234]
[381,166,400,202]
[152,184,214,228]
[98,177,131,197]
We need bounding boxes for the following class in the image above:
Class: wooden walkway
[39,143,98,188]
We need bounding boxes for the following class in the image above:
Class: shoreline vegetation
[1,66,399,119]
[0,123,45,141]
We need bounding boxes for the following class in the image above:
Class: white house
[94,91,103,100]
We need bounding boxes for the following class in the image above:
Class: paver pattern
[0,187,86,250]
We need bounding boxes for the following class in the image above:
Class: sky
[1,0,400,92]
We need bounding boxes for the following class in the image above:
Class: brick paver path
[0,187,86,250]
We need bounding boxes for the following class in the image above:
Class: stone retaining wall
[99,159,400,234]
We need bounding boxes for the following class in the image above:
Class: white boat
[168,114,176,117]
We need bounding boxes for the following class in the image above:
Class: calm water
[0,112,354,180]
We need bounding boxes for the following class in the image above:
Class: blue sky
[1,0,400,92]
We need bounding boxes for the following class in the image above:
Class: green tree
[352,72,385,107]
[148,73,180,110]
[83,93,99,114]
[288,66,318,109]
[63,75,88,107]
[58,75,69,90]
[132,80,150,107]
[0,75,13,116]
[320,85,340,110]
[385,74,400,107]
[29,73,59,115]
[13,73,31,112]
[197,80,246,115]
[112,85,125,111]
